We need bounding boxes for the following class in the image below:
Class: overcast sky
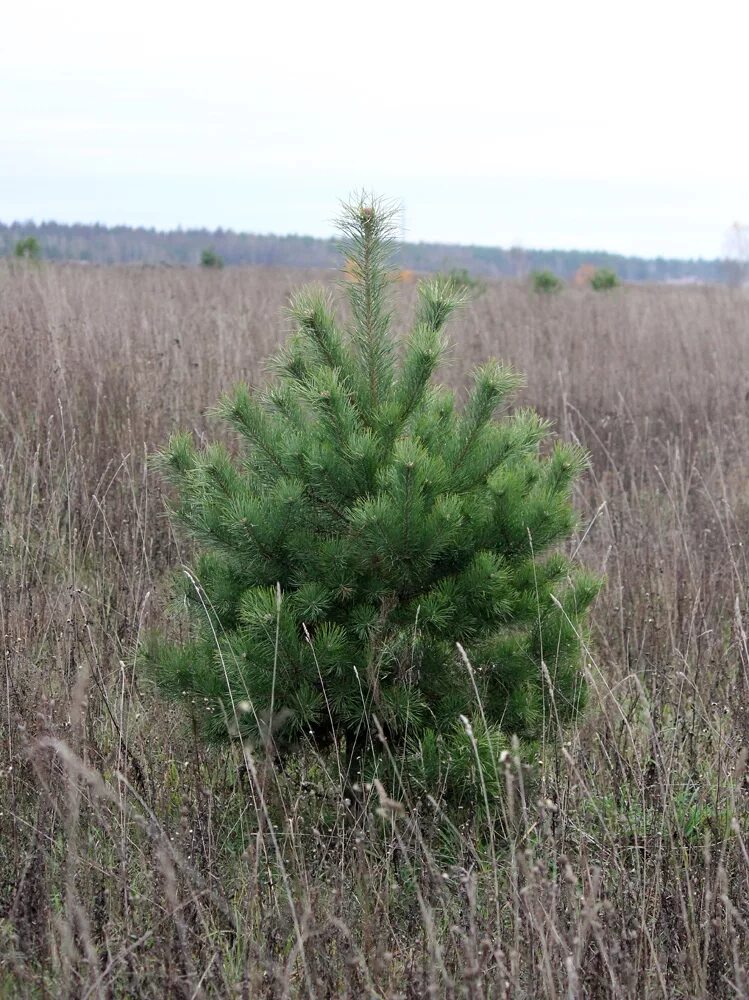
[2,0,748,258]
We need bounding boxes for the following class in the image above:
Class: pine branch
[337,194,399,418]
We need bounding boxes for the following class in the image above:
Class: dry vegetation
[1,262,749,998]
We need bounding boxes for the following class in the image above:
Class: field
[2,262,749,998]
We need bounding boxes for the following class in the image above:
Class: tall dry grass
[1,261,749,998]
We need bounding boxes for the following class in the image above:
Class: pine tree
[142,196,600,805]
[590,268,619,291]
[200,247,224,269]
[13,236,41,261]
[531,269,563,294]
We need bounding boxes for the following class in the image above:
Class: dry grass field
[2,262,749,998]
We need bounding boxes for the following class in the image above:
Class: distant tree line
[0,219,730,283]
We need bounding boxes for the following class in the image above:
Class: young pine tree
[143,197,599,804]
[13,236,41,261]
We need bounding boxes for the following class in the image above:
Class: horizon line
[0,218,724,265]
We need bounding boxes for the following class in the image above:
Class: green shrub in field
[13,236,41,260]
[440,267,486,297]
[531,270,563,294]
[143,196,599,805]
[590,268,619,290]
[200,247,224,269]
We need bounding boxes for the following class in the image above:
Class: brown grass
[2,262,749,998]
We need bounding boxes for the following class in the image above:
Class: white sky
[2,0,748,258]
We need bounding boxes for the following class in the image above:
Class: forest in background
[0,218,730,282]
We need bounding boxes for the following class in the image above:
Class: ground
[1,263,748,997]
